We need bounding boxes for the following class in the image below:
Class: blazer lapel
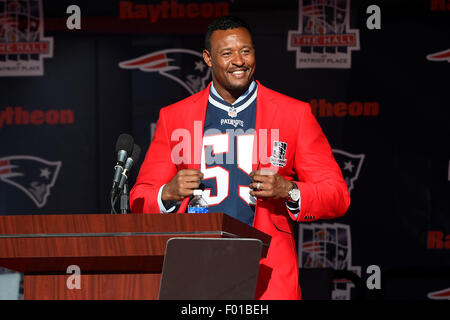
[253,82,279,172]
[180,83,210,171]
[175,84,209,214]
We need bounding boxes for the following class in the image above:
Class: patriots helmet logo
[118,48,211,95]
[0,155,61,208]
[427,288,450,300]
[332,149,365,194]
[426,49,450,63]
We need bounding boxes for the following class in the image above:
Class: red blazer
[130,81,350,300]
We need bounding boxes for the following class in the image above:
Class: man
[130,16,350,300]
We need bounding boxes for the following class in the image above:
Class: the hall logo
[287,0,360,69]
[0,155,61,208]
[0,0,54,76]
[119,48,211,95]
[298,223,361,299]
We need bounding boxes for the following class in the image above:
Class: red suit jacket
[130,81,350,300]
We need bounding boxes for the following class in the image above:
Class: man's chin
[227,80,251,92]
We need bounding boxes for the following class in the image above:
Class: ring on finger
[256,182,261,190]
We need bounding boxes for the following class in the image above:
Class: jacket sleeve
[287,104,350,222]
[129,109,178,214]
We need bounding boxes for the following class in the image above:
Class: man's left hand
[249,170,293,200]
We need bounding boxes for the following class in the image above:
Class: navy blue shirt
[200,81,257,225]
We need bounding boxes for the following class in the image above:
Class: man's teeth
[232,70,245,74]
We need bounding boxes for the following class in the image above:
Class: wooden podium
[0,213,271,300]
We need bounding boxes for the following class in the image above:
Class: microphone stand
[111,188,117,214]
[110,177,130,214]
[119,182,130,214]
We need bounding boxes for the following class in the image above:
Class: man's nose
[232,52,245,66]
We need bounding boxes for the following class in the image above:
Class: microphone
[117,144,142,194]
[112,134,134,193]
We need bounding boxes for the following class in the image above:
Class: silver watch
[288,183,300,202]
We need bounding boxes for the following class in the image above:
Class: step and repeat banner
[0,0,448,300]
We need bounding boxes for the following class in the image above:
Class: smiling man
[130,16,350,300]
[202,23,256,103]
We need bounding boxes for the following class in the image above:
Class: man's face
[203,27,256,101]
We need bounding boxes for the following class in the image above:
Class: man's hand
[249,170,293,200]
[162,169,204,201]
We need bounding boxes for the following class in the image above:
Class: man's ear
[203,49,212,67]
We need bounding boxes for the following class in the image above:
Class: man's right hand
[161,169,204,201]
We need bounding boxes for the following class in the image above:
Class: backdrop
[0,0,448,300]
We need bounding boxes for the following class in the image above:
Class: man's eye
[222,52,231,57]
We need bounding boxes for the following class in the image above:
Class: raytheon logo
[0,106,75,129]
[428,230,450,249]
[119,0,229,23]
[310,99,379,117]
[430,0,450,11]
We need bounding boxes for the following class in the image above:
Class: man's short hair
[204,15,253,52]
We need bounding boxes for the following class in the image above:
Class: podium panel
[159,238,262,300]
[24,274,162,300]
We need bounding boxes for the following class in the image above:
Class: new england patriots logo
[426,49,450,63]
[332,149,364,194]
[427,288,450,300]
[0,155,61,208]
[118,48,211,95]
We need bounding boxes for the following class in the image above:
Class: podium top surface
[0,213,271,273]
[0,213,269,244]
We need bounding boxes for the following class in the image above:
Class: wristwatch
[288,182,300,203]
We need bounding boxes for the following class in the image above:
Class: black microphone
[112,134,134,193]
[117,144,141,194]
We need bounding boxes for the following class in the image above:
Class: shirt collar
[210,80,256,106]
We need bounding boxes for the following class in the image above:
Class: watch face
[289,188,300,202]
